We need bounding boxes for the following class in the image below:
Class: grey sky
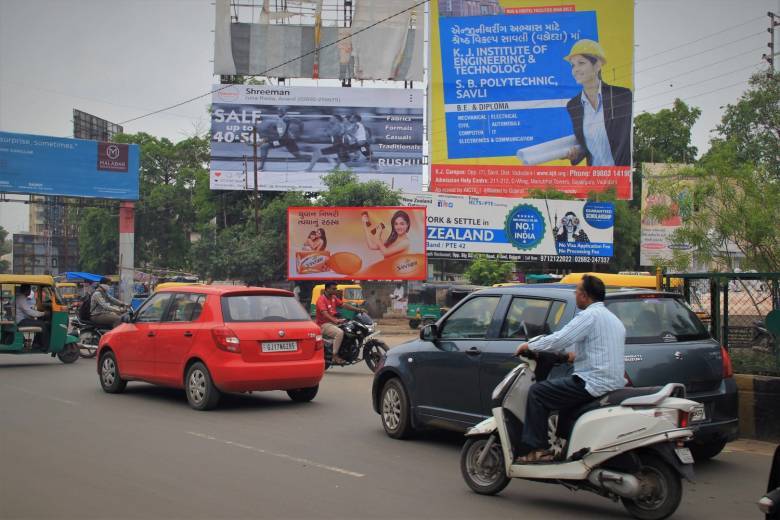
[1,0,778,235]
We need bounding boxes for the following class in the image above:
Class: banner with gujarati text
[429,0,634,199]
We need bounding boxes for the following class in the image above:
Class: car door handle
[147,331,156,337]
[183,331,193,337]
[465,347,481,356]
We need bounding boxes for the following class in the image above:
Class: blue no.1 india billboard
[0,131,139,200]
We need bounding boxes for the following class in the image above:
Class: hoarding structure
[73,109,123,142]
[429,0,634,199]
[640,163,693,266]
[400,192,614,263]
[210,85,424,193]
[287,206,427,280]
[0,131,140,200]
[214,0,423,81]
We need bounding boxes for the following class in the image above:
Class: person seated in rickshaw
[15,284,49,348]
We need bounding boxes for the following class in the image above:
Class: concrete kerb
[735,373,780,441]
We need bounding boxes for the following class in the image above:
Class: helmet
[563,39,606,64]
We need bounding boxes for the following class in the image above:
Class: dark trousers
[521,375,594,451]
[17,318,50,348]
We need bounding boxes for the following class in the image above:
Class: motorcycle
[69,316,109,359]
[460,336,704,520]
[323,312,388,372]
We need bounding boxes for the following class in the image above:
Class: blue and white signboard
[400,192,614,263]
[0,131,139,200]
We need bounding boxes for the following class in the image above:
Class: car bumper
[688,377,740,442]
[210,357,324,393]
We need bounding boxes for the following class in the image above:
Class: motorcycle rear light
[678,411,690,428]
[212,326,241,353]
[721,346,733,378]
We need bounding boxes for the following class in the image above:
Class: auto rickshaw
[0,274,80,363]
[309,283,365,320]
[406,282,484,329]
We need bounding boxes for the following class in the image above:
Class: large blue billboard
[0,131,139,200]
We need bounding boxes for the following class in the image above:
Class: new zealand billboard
[210,85,424,193]
[0,131,139,200]
[287,206,427,281]
[429,0,634,199]
[400,192,614,263]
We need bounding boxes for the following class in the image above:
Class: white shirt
[530,302,626,397]
[16,294,45,324]
[581,82,615,166]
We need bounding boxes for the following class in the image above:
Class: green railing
[661,271,780,376]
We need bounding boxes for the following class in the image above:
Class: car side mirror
[420,323,438,342]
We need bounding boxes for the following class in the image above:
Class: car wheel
[621,452,682,520]
[99,351,127,393]
[409,319,420,329]
[78,330,99,358]
[287,385,319,402]
[461,436,510,495]
[380,378,414,439]
[689,438,728,461]
[57,343,80,364]
[363,339,388,372]
[186,362,221,411]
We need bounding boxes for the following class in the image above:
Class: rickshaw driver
[15,284,50,348]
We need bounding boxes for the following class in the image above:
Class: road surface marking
[186,431,365,477]
[1,384,79,406]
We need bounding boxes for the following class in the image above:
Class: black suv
[372,285,738,460]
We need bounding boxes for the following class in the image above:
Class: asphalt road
[0,335,773,520]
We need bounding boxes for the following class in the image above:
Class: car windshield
[606,297,710,342]
[221,294,311,322]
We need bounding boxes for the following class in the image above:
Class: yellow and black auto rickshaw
[0,275,80,363]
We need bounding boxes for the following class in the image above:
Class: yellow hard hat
[563,39,606,64]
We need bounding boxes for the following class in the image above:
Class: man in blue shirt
[514,274,626,463]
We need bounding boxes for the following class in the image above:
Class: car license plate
[261,341,297,353]
[675,447,694,464]
[690,405,706,422]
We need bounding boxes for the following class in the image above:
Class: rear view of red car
[96,286,324,410]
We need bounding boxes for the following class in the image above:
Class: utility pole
[764,10,780,75]
[252,125,260,234]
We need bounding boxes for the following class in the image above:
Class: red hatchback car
[96,285,325,410]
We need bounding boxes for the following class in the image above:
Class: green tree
[78,207,118,274]
[647,73,780,271]
[588,188,640,272]
[0,225,11,272]
[464,254,513,286]
[316,170,401,206]
[633,99,701,164]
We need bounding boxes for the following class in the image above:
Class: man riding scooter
[514,274,626,463]
[90,279,128,329]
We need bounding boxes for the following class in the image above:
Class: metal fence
[662,272,780,377]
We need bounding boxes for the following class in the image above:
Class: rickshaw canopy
[63,271,104,283]
[0,274,56,287]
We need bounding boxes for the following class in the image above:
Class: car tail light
[678,410,690,428]
[721,346,733,378]
[212,326,241,353]
[314,334,324,351]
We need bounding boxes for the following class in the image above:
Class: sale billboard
[0,131,139,200]
[429,0,634,199]
[210,85,424,193]
[399,192,614,263]
[287,206,427,280]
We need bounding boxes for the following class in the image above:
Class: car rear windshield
[605,297,710,343]
[221,294,311,322]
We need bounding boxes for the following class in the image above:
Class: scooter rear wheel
[461,436,510,495]
[621,453,682,520]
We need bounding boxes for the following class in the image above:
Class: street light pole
[252,125,259,234]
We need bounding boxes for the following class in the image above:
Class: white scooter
[460,340,704,520]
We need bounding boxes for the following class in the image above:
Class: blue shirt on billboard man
[562,39,633,167]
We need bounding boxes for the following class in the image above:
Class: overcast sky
[1,0,778,234]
